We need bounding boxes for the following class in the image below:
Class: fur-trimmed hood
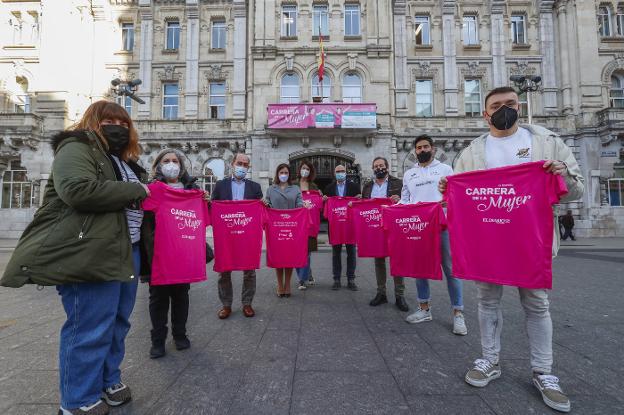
[50,129,93,153]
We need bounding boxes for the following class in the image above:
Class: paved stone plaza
[0,239,623,415]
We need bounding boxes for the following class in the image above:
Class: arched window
[201,158,226,195]
[280,73,300,103]
[311,73,331,102]
[611,73,624,108]
[599,6,612,37]
[342,73,362,103]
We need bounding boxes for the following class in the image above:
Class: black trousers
[149,284,190,344]
[332,244,356,280]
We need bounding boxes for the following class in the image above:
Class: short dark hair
[414,134,433,148]
[484,86,518,108]
[273,163,292,185]
[297,159,316,182]
[372,157,389,169]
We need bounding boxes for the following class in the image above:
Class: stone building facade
[1,0,623,237]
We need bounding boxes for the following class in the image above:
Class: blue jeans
[296,252,311,282]
[57,244,140,409]
[415,231,463,310]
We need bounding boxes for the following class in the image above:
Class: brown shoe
[218,307,232,319]
[242,305,255,318]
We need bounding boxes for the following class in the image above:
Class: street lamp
[510,75,541,124]
[111,78,145,104]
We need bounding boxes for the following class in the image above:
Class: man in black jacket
[361,157,409,311]
[211,153,263,319]
[324,164,361,291]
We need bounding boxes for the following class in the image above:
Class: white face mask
[300,168,310,178]
[161,162,180,179]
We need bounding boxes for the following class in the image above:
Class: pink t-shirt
[264,207,311,268]
[142,181,209,285]
[323,196,358,245]
[445,161,568,289]
[302,190,323,237]
[210,200,265,272]
[351,198,393,258]
[382,202,446,279]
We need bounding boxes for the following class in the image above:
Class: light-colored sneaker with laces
[453,312,468,335]
[58,399,109,415]
[533,373,571,413]
[307,276,316,286]
[103,382,131,407]
[405,306,432,324]
[298,282,307,290]
[465,358,502,387]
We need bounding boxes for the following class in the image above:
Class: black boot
[369,293,388,306]
[150,342,166,359]
[174,336,191,351]
[395,296,409,312]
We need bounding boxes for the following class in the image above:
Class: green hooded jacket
[1,130,148,287]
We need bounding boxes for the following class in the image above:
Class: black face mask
[374,168,387,179]
[416,151,432,164]
[101,125,130,155]
[489,105,518,131]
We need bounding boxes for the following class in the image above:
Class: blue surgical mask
[278,174,289,183]
[335,172,347,181]
[234,166,247,180]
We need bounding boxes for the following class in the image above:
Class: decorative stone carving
[301,136,310,148]
[333,135,342,148]
[348,53,357,71]
[206,64,227,81]
[285,54,294,71]
[157,65,181,82]
[601,56,624,85]
[411,61,439,89]
[460,62,488,91]
[271,136,279,148]
[510,61,537,76]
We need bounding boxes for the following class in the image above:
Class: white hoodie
[400,159,453,204]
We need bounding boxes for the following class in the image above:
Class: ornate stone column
[556,1,572,112]
[393,0,409,115]
[137,0,153,119]
[539,0,558,112]
[232,0,247,119]
[184,0,200,118]
[442,0,458,116]
[490,0,506,88]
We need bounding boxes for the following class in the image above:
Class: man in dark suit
[211,153,263,319]
[361,157,409,312]
[324,164,361,291]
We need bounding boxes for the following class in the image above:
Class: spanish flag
[318,26,325,82]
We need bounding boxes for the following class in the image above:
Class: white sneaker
[465,358,502,387]
[307,276,316,286]
[453,312,468,335]
[298,282,307,290]
[59,399,109,415]
[405,307,432,324]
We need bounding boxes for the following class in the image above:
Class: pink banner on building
[267,103,377,129]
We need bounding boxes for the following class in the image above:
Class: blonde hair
[72,100,141,161]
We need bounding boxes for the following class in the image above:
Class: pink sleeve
[438,205,448,230]
[142,183,160,212]
[548,174,569,205]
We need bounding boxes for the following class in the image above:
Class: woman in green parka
[1,101,149,415]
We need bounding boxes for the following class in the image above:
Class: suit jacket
[211,177,263,201]
[324,180,361,197]
[361,175,402,199]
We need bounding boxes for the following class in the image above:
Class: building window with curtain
[344,4,360,36]
[281,5,297,37]
[121,22,134,51]
[511,15,526,44]
[312,73,331,102]
[415,80,433,117]
[116,95,132,116]
[342,73,362,103]
[209,82,226,119]
[414,16,430,45]
[280,73,300,103]
[212,21,226,49]
[464,79,482,117]
[610,74,624,108]
[162,83,179,119]
[313,5,329,37]
[166,21,180,50]
[599,6,612,37]
[462,15,478,45]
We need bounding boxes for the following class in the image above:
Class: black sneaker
[347,281,358,291]
[395,296,409,312]
[103,383,131,407]
[149,343,166,359]
[59,400,109,415]
[369,293,388,306]
[174,336,191,351]
[331,281,341,290]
